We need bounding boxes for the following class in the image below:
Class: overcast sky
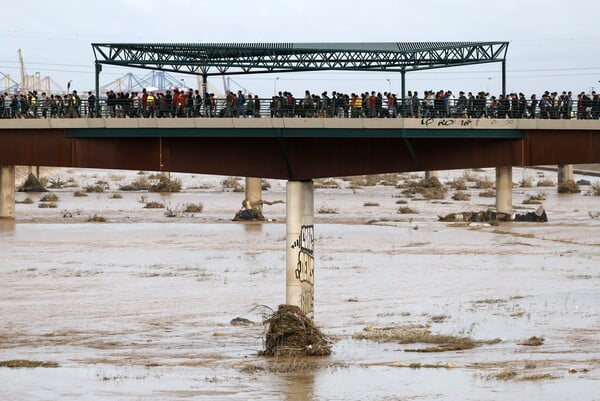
[1,0,599,96]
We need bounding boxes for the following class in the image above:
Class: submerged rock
[230,317,254,326]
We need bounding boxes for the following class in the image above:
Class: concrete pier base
[424,170,439,180]
[244,177,262,212]
[1,165,16,219]
[495,166,513,215]
[233,177,264,221]
[557,164,574,186]
[286,180,314,320]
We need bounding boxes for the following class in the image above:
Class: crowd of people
[270,89,600,120]
[0,90,84,119]
[2,87,600,120]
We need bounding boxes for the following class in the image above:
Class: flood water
[1,168,599,400]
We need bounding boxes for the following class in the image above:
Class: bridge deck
[1,118,599,179]
[1,117,598,135]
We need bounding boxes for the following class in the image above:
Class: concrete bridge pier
[424,170,439,180]
[557,164,574,188]
[0,165,16,219]
[244,177,262,213]
[234,177,265,221]
[496,166,513,215]
[28,166,40,178]
[286,180,314,320]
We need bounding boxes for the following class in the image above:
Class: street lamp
[274,77,280,95]
[386,79,391,93]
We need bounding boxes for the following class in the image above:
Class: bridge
[2,117,599,318]
[2,41,599,319]
[0,117,596,178]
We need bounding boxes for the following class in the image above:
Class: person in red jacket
[141,88,148,117]
[172,89,180,117]
[177,91,186,117]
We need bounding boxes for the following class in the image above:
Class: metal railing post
[401,69,406,117]
[202,73,208,117]
[501,60,506,98]
[95,62,102,117]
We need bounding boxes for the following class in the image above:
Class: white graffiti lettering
[298,289,314,318]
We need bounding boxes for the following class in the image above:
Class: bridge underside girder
[0,130,598,179]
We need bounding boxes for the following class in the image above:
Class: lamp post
[274,77,280,95]
[386,79,391,93]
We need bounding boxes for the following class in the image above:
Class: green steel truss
[92,42,509,76]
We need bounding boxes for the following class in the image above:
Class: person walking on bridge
[10,95,21,119]
[411,91,420,118]
[236,90,246,117]
[253,95,261,118]
[351,93,362,118]
[67,91,81,118]
[527,94,538,118]
[87,91,96,118]
[0,93,5,118]
[224,91,234,117]
[146,92,156,118]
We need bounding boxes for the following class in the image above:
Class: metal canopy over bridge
[91,41,509,100]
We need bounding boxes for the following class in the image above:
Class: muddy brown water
[1,168,599,400]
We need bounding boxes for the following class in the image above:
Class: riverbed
[1,167,599,400]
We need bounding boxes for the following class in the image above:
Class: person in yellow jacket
[30,91,38,118]
[351,93,362,118]
[146,93,156,117]
[69,90,81,118]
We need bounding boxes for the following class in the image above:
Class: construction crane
[18,49,26,89]
[100,71,190,94]
[15,49,65,94]
[221,76,252,96]
[222,76,229,93]
[195,76,223,97]
[0,71,19,92]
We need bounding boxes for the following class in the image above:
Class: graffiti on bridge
[420,118,516,127]
[421,118,473,127]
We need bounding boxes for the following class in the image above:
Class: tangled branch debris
[557,180,580,194]
[438,207,547,223]
[401,177,448,200]
[19,173,48,192]
[150,176,182,192]
[261,305,331,357]
[0,360,58,368]
[354,325,500,353]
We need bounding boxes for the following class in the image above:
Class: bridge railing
[0,97,597,120]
